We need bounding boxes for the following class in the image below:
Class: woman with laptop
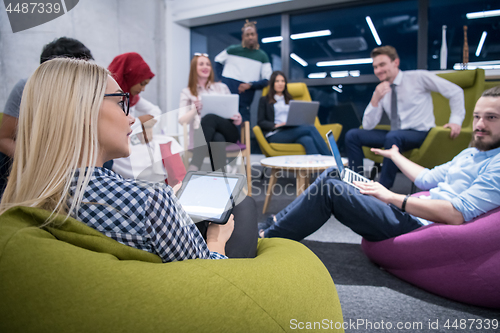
[257,71,330,155]
[0,58,257,262]
[179,54,242,171]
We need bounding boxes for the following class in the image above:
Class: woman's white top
[273,94,290,124]
[266,94,290,138]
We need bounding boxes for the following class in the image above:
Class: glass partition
[190,14,282,74]
[188,0,499,154]
[289,1,418,80]
[428,0,500,70]
[309,83,379,153]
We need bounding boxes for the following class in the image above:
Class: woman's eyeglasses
[104,92,130,116]
[194,52,209,57]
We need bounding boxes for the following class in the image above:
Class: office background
[1,0,498,138]
[1,0,499,324]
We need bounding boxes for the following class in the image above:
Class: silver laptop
[326,130,370,190]
[200,94,239,119]
[285,100,319,126]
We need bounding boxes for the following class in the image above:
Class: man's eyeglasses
[194,52,209,57]
[104,92,130,116]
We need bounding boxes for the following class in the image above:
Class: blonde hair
[188,55,214,97]
[0,58,108,226]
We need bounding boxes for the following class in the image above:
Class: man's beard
[243,41,258,50]
[471,130,500,151]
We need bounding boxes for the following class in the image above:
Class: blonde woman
[0,58,250,261]
[179,53,242,171]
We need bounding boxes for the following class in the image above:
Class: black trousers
[0,152,12,199]
[196,196,258,258]
[190,114,239,171]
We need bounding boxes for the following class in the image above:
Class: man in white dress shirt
[345,45,465,189]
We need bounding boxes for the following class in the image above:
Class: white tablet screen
[178,175,238,219]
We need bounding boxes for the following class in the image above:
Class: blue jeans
[345,129,428,188]
[263,167,423,242]
[268,125,331,155]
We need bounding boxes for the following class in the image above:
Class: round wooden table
[260,155,343,214]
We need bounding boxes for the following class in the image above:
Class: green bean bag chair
[0,207,344,332]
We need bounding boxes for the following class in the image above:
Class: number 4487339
[5,2,61,14]
[444,319,498,330]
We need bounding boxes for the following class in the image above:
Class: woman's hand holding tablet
[206,215,235,255]
[176,171,246,224]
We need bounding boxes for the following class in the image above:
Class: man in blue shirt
[260,86,500,241]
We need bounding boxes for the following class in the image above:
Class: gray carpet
[250,164,500,332]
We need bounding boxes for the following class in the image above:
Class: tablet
[200,94,239,119]
[176,171,245,224]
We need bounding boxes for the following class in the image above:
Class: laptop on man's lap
[326,130,370,190]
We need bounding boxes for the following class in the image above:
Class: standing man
[215,20,273,122]
[345,45,465,189]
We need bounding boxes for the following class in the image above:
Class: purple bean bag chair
[361,192,500,309]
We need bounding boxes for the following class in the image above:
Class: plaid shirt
[69,167,226,262]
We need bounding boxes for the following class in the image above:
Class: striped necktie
[390,83,400,130]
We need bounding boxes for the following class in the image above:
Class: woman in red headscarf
[108,52,159,125]
[108,53,183,183]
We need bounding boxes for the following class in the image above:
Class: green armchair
[0,207,344,333]
[362,68,485,169]
[254,83,342,157]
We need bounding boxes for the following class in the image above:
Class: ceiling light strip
[475,31,487,57]
[330,71,349,78]
[308,72,327,79]
[466,9,500,19]
[453,60,500,70]
[290,53,308,67]
[332,86,343,93]
[365,16,382,46]
[317,58,373,67]
[290,30,331,40]
[262,36,283,43]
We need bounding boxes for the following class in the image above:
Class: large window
[309,83,380,153]
[289,1,418,81]
[189,0,500,154]
[190,15,281,75]
[428,0,500,70]
[190,0,500,83]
